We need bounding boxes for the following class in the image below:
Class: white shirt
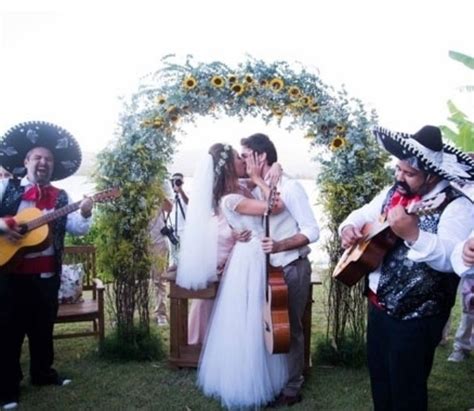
[254,173,320,267]
[450,183,474,278]
[0,177,92,276]
[339,181,474,292]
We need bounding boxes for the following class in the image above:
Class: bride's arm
[233,195,283,216]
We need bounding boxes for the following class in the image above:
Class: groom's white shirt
[253,173,319,267]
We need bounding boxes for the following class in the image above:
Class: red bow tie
[22,184,60,210]
[388,191,422,211]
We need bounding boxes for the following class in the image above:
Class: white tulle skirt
[197,237,288,409]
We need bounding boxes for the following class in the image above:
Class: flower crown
[215,144,232,176]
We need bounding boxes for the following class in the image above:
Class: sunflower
[288,86,301,99]
[244,74,254,85]
[155,96,166,105]
[246,97,257,106]
[288,102,303,113]
[166,106,180,123]
[228,75,238,84]
[259,79,268,88]
[271,106,285,117]
[152,117,165,128]
[336,124,346,134]
[299,95,313,106]
[309,103,320,113]
[330,136,347,150]
[182,76,197,90]
[231,83,245,96]
[211,75,225,88]
[270,78,284,92]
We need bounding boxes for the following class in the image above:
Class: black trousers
[367,303,449,411]
[0,274,60,402]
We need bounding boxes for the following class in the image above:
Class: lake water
[57,176,330,266]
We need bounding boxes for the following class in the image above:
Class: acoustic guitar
[0,187,120,269]
[263,186,291,354]
[332,192,448,287]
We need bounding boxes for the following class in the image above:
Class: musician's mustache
[394,181,413,196]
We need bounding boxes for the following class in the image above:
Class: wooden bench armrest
[92,278,105,290]
[92,278,105,301]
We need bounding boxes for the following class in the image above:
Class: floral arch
[95,56,391,357]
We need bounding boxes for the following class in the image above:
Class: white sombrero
[373,125,474,183]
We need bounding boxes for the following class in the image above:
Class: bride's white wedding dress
[197,193,288,409]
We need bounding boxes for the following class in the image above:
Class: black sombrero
[0,121,82,181]
[373,125,474,183]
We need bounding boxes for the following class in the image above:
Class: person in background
[170,172,188,241]
[0,121,93,410]
[0,166,12,179]
[149,181,174,326]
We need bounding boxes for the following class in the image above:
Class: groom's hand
[262,236,280,254]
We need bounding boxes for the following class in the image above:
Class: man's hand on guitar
[79,196,94,218]
[341,225,363,249]
[262,236,280,254]
[386,205,419,243]
[462,238,474,267]
[0,217,24,243]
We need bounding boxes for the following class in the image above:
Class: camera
[171,177,183,188]
[160,224,179,246]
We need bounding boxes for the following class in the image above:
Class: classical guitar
[263,186,291,354]
[332,192,448,287]
[0,187,120,268]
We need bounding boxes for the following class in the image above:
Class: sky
[0,0,473,170]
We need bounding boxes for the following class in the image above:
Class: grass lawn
[16,286,474,410]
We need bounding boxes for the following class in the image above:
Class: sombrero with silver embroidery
[0,121,82,181]
[373,125,474,183]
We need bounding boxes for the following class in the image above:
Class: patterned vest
[377,185,460,320]
[0,178,68,276]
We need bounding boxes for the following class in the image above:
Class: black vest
[0,179,69,275]
[377,185,460,320]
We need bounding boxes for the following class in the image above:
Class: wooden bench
[167,272,321,372]
[54,245,105,342]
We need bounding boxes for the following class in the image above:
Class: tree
[440,51,474,151]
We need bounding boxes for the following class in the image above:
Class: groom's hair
[240,133,277,165]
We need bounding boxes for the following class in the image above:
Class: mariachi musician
[339,125,474,411]
[0,121,93,409]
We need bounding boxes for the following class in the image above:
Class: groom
[240,133,319,407]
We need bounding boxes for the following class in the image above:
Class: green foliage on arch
[95,56,391,356]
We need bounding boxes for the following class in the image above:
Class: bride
[177,143,288,409]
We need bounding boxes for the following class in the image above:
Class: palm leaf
[449,50,474,70]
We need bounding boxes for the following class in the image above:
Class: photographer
[170,172,188,243]
[149,181,174,326]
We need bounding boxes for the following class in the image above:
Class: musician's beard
[394,181,415,197]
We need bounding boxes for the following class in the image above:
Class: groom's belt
[285,255,308,267]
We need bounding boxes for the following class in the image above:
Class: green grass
[15,286,474,411]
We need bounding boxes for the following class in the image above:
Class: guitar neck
[27,200,81,231]
[265,213,270,267]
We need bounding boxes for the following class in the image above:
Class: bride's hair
[209,143,240,210]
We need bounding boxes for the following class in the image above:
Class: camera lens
[174,178,183,187]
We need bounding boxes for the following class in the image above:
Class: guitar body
[0,208,50,268]
[332,222,398,287]
[263,264,290,354]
